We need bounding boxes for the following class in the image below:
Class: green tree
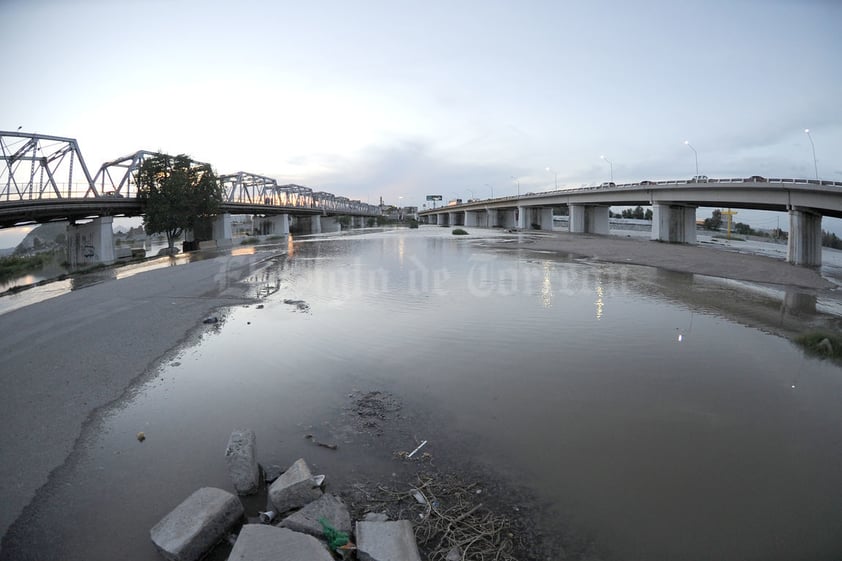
[136,154,222,253]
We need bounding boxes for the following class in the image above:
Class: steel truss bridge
[0,131,379,228]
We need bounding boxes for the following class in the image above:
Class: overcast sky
[2,0,841,244]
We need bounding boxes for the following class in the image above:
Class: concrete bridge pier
[321,216,341,233]
[66,216,115,267]
[651,204,696,244]
[254,214,289,236]
[787,209,822,267]
[569,204,609,234]
[449,212,464,227]
[352,216,366,228]
[465,209,488,228]
[516,206,527,229]
[486,209,499,228]
[525,207,554,230]
[212,213,233,247]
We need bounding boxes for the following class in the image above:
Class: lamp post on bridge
[510,176,520,198]
[484,183,494,198]
[684,140,699,176]
[804,128,818,180]
[599,156,613,182]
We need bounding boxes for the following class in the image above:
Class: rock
[356,520,422,561]
[202,317,219,324]
[446,547,461,561]
[268,458,323,513]
[262,464,284,483]
[225,430,260,495]
[362,512,389,522]
[279,493,351,538]
[150,487,244,561]
[228,525,333,561]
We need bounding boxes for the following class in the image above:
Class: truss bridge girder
[0,131,96,201]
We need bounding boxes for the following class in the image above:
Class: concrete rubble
[225,429,260,495]
[279,492,352,538]
[356,520,423,561]
[149,437,426,561]
[150,487,243,561]
[228,524,333,561]
[268,457,323,513]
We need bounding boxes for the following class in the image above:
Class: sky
[2,0,841,246]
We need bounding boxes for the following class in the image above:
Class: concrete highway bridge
[419,177,842,267]
[1,131,380,265]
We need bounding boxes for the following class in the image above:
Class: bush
[240,237,258,245]
[452,228,469,235]
[531,222,541,230]
[794,331,842,360]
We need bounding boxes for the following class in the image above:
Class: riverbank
[0,250,280,549]
[485,229,837,291]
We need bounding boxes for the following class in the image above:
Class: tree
[734,222,752,235]
[136,154,222,253]
[703,209,723,231]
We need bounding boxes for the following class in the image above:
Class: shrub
[452,228,469,235]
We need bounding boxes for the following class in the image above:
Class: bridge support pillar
[66,216,115,267]
[255,214,289,236]
[465,210,487,227]
[651,204,696,244]
[212,213,233,247]
[321,216,341,233]
[486,209,499,228]
[525,207,553,230]
[569,205,609,234]
[787,209,822,267]
[449,212,463,227]
[514,206,527,229]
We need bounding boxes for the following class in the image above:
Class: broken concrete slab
[362,512,389,522]
[228,524,333,561]
[279,493,351,538]
[150,487,244,561]
[356,520,422,561]
[268,458,322,513]
[225,429,260,495]
[262,463,284,483]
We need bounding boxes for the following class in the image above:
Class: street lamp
[484,183,494,198]
[805,128,818,180]
[510,176,520,198]
[545,167,558,189]
[684,140,699,176]
[465,188,475,200]
[599,156,613,182]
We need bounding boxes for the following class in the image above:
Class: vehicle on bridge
[690,175,709,183]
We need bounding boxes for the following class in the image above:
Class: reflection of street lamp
[484,183,494,198]
[510,176,520,198]
[684,140,699,176]
[545,167,558,189]
[599,156,613,182]
[805,128,818,180]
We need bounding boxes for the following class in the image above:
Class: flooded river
[3,227,842,561]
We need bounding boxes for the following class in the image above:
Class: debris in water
[137,432,146,442]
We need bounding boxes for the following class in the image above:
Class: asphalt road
[0,251,274,548]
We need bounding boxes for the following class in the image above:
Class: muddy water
[4,227,842,561]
